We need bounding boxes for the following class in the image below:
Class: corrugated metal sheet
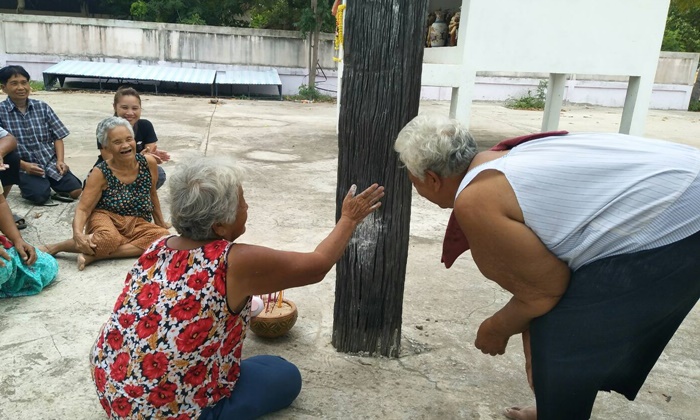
[216,69,282,86]
[43,60,216,84]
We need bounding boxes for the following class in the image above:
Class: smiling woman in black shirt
[94,87,169,189]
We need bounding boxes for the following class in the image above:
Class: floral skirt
[86,210,170,258]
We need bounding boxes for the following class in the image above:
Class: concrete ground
[0,91,698,420]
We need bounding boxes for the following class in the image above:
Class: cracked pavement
[0,92,698,419]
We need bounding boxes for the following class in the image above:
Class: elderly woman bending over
[41,117,170,270]
[89,157,384,419]
[395,115,700,420]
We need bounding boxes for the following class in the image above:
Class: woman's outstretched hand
[341,183,385,223]
[143,148,171,164]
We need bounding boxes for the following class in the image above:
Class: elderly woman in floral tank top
[89,156,384,419]
[40,116,170,270]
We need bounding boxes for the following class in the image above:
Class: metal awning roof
[43,60,216,85]
[216,69,282,86]
[42,60,283,99]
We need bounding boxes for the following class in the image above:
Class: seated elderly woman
[394,115,700,420]
[89,157,384,419]
[40,116,170,270]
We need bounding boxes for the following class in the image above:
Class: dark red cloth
[441,131,569,268]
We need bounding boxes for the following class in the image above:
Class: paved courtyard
[0,91,698,419]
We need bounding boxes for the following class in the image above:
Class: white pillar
[452,70,477,128]
[449,87,459,118]
[620,74,654,136]
[541,73,567,132]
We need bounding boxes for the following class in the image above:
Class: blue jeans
[19,170,82,204]
[199,355,302,420]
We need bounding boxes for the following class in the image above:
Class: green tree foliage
[126,0,248,26]
[248,0,335,33]
[3,0,339,32]
[663,0,700,52]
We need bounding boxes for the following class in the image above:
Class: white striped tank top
[456,133,700,270]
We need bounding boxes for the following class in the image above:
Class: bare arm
[54,139,70,175]
[0,133,17,156]
[455,170,570,355]
[73,168,106,254]
[54,139,65,162]
[146,154,167,228]
[0,133,17,170]
[0,195,36,265]
[226,184,384,310]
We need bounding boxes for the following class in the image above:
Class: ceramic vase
[429,11,448,47]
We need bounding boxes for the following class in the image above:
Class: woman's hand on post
[341,183,385,223]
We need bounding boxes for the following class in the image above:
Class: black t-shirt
[95,119,158,164]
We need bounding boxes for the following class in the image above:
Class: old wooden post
[332,0,429,357]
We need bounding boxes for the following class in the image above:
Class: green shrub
[284,84,335,103]
[29,81,45,91]
[299,84,321,100]
[689,99,700,112]
[506,80,547,110]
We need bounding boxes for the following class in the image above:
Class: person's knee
[274,357,302,404]
[53,172,82,198]
[89,230,122,257]
[21,185,51,204]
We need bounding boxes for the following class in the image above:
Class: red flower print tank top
[90,236,250,419]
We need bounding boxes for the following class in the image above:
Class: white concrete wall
[419,51,699,110]
[0,12,696,109]
[0,13,337,95]
[420,74,695,110]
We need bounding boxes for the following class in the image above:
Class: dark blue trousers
[199,355,302,420]
[530,230,700,420]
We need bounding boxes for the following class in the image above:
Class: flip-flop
[13,213,27,230]
[36,198,59,207]
[51,192,76,203]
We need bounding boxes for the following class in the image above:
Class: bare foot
[504,406,537,420]
[38,244,56,256]
[77,253,95,271]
